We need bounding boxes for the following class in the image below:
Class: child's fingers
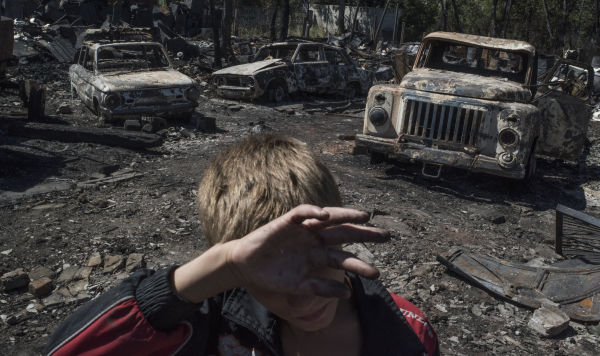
[302,207,369,230]
[287,204,330,225]
[325,249,380,279]
[296,277,351,299]
[319,224,390,245]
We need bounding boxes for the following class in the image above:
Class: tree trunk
[576,0,585,44]
[338,0,346,34]
[490,0,497,37]
[542,0,555,42]
[350,0,361,38]
[210,0,222,68]
[501,0,512,38]
[302,0,312,38]
[450,0,462,33]
[280,0,290,40]
[222,0,237,64]
[270,0,280,42]
[439,0,447,31]
[596,0,600,42]
[233,0,239,37]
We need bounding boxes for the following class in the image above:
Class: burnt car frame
[70,41,199,123]
[211,42,372,102]
[356,31,593,180]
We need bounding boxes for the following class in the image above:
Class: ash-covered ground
[1,60,600,355]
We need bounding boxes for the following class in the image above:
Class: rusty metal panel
[556,204,600,264]
[424,31,536,55]
[437,248,600,322]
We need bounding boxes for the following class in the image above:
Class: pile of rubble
[1,251,146,327]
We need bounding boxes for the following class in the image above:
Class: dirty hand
[225,204,389,298]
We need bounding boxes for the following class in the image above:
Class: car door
[535,59,594,161]
[79,47,96,107]
[292,44,332,93]
[70,46,87,100]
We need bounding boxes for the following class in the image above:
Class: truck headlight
[185,87,200,101]
[499,128,519,148]
[104,93,121,109]
[369,107,388,126]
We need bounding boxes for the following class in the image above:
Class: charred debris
[1,1,600,352]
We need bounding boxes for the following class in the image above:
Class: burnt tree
[596,0,600,42]
[280,0,290,40]
[270,0,280,42]
[501,0,512,38]
[450,0,462,33]
[210,0,222,68]
[542,0,555,42]
[221,0,237,64]
[338,0,346,34]
[490,0,497,36]
[302,0,312,38]
[438,0,447,31]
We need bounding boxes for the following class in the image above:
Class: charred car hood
[96,69,195,92]
[212,59,285,76]
[400,69,531,102]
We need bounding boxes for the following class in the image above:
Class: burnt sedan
[70,41,199,123]
[211,42,372,102]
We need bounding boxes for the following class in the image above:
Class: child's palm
[228,205,388,298]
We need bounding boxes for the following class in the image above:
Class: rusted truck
[211,41,372,102]
[70,40,199,123]
[356,32,593,180]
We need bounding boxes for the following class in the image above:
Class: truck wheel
[268,81,287,103]
[369,151,386,164]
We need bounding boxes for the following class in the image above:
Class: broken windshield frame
[95,44,171,74]
[253,45,298,62]
[417,40,530,84]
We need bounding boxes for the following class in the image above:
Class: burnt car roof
[424,31,536,55]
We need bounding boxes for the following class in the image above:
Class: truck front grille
[401,98,486,147]
[225,77,241,86]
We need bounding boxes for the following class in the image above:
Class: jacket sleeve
[390,293,440,356]
[45,266,199,356]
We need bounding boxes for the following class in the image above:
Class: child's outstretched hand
[226,205,389,299]
[173,205,389,303]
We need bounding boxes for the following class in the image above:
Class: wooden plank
[0,117,162,149]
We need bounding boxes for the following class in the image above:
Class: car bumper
[355,134,526,179]
[216,85,259,99]
[101,102,197,120]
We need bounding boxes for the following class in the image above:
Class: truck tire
[369,151,386,164]
[267,81,287,103]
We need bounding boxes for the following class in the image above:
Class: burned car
[356,32,593,180]
[70,41,199,123]
[211,42,371,102]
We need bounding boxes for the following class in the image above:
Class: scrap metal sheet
[437,248,600,322]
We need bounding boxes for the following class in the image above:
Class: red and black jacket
[46,267,438,356]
